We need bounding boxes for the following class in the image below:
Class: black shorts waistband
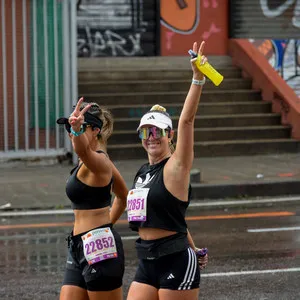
[70,223,113,244]
[138,232,185,245]
[136,232,189,260]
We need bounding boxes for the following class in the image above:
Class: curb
[191,179,300,199]
[1,180,300,213]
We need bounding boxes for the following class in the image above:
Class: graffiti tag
[202,23,221,40]
[203,0,218,8]
[78,27,143,57]
[77,0,149,57]
[252,39,300,97]
[260,0,300,28]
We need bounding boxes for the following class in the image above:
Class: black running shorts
[134,247,200,290]
[62,224,125,291]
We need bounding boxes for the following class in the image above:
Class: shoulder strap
[70,162,83,175]
[96,150,109,158]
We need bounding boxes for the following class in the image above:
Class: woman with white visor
[126,41,208,300]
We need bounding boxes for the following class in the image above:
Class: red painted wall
[0,1,30,150]
[160,0,229,56]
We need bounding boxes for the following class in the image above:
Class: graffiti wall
[250,39,300,97]
[229,1,300,97]
[160,0,229,56]
[77,0,157,57]
[230,0,300,39]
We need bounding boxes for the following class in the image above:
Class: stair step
[195,139,300,157]
[78,56,233,71]
[113,114,282,130]
[107,139,300,160]
[78,67,241,81]
[110,126,291,144]
[107,102,272,118]
[78,55,296,159]
[83,89,262,105]
[78,78,252,93]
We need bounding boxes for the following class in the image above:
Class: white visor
[137,112,173,131]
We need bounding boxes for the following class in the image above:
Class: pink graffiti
[166,31,175,50]
[203,0,218,8]
[202,23,221,40]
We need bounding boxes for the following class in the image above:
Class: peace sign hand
[190,41,207,80]
[68,97,91,132]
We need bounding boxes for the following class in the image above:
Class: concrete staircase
[78,57,300,160]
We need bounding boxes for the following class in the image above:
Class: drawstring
[66,235,72,249]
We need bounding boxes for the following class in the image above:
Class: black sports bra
[65,151,112,210]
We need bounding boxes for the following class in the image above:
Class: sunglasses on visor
[138,127,167,140]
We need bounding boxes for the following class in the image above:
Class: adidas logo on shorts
[167,273,175,279]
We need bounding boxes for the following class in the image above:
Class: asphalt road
[0,202,300,299]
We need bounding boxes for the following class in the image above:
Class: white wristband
[192,77,206,86]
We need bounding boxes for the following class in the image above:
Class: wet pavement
[1,204,300,299]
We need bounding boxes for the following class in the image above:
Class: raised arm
[173,41,207,171]
[69,97,111,175]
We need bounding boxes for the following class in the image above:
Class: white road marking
[202,267,300,277]
[248,226,300,233]
[0,233,138,241]
[121,235,138,240]
[0,209,73,217]
[0,203,11,209]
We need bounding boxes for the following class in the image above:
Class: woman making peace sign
[57,98,128,300]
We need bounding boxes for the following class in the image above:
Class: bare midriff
[138,227,177,240]
[73,206,111,235]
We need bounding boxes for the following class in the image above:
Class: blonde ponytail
[100,108,114,141]
[150,104,167,113]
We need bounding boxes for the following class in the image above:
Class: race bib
[81,227,117,265]
[127,188,149,221]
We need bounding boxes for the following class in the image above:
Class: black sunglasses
[64,122,92,134]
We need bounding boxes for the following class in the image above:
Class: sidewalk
[1,153,300,210]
